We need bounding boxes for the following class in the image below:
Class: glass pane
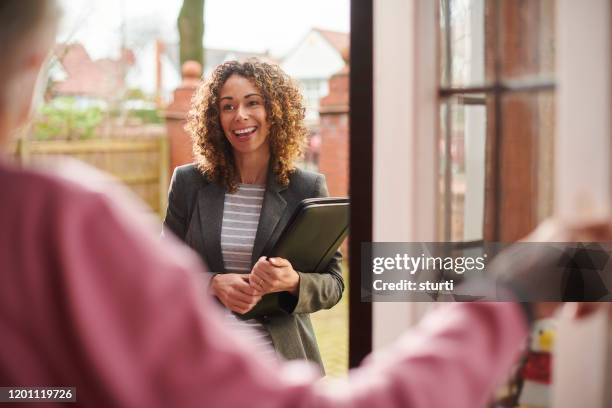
[439,0,449,86]
[439,0,488,87]
[439,94,490,241]
[498,91,555,241]
[440,0,555,87]
[499,0,556,81]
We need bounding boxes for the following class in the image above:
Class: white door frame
[553,0,612,407]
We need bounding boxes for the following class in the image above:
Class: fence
[12,136,170,217]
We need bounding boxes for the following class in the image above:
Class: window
[437,1,558,405]
[299,78,329,123]
[438,0,556,243]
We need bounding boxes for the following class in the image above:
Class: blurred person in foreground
[163,60,343,372]
[0,1,608,407]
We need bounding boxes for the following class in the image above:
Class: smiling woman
[187,60,307,192]
[162,59,345,374]
[217,75,271,179]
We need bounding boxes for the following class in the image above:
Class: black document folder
[239,197,349,319]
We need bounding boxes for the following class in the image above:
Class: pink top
[0,161,528,407]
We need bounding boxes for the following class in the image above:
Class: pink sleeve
[46,190,527,408]
[320,302,527,408]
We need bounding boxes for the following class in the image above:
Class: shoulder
[173,163,208,186]
[288,167,325,188]
[170,163,215,199]
[2,161,96,208]
[286,168,326,197]
[1,162,120,241]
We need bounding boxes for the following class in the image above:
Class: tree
[177,0,205,68]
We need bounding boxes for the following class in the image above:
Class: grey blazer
[163,163,344,372]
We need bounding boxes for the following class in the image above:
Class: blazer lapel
[197,182,226,273]
[251,171,287,264]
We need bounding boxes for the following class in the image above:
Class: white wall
[281,30,345,80]
[372,0,437,348]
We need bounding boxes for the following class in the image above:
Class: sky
[57,0,350,60]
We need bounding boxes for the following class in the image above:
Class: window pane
[441,0,556,87]
[439,0,488,88]
[499,0,555,81]
[496,91,555,241]
[439,94,489,241]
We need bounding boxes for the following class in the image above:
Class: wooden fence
[12,137,170,217]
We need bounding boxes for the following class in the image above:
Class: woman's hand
[210,273,262,314]
[250,257,300,296]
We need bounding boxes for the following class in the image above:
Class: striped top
[221,184,263,273]
[219,184,276,361]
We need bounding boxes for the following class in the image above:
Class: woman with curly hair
[163,59,344,373]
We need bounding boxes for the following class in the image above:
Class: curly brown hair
[186,59,308,192]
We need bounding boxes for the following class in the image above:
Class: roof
[313,28,349,58]
[51,43,134,99]
[205,48,277,71]
[161,42,277,77]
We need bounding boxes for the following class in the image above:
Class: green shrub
[128,108,163,124]
[33,97,103,140]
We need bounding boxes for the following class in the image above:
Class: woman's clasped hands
[210,257,300,314]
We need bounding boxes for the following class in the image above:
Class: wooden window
[438,0,556,243]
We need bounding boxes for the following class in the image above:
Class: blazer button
[262,315,270,323]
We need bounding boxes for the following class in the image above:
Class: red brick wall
[164,62,201,177]
[319,113,349,197]
[319,68,349,197]
[318,68,350,258]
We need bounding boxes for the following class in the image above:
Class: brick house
[50,43,135,106]
[281,28,349,128]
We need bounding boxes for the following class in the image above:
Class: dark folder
[239,197,349,319]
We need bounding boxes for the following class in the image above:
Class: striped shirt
[220,184,276,361]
